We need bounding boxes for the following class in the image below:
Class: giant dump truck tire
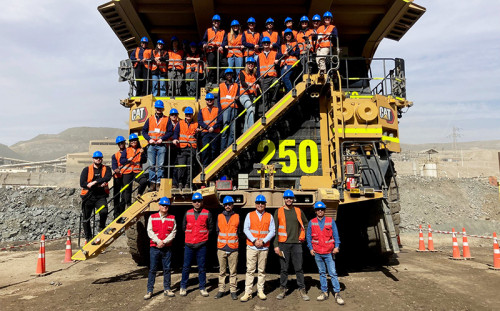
[126,214,150,266]
[388,177,401,236]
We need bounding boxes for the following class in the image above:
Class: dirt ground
[0,233,498,311]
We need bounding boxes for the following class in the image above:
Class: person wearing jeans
[306,201,345,305]
[224,20,244,77]
[218,69,240,150]
[239,57,260,133]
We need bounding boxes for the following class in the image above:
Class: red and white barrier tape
[0,232,78,252]
[406,226,494,240]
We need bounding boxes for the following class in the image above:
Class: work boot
[240,292,251,302]
[298,289,310,301]
[164,290,175,297]
[276,287,286,300]
[180,288,187,296]
[214,291,224,299]
[316,292,328,301]
[334,292,345,305]
[257,291,267,300]
[231,292,238,300]
[200,289,209,297]
[144,292,152,300]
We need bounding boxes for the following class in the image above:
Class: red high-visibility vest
[133,47,151,68]
[246,211,272,247]
[168,50,184,70]
[217,213,239,249]
[149,213,176,247]
[310,217,336,254]
[258,51,278,77]
[121,147,142,174]
[186,54,204,74]
[277,206,305,242]
[147,115,168,140]
[243,30,260,56]
[281,29,298,40]
[240,70,257,95]
[280,42,298,66]
[178,119,198,149]
[81,165,110,196]
[185,208,209,244]
[317,25,336,48]
[206,28,225,52]
[200,106,220,133]
[227,33,243,58]
[219,82,239,109]
[262,30,279,48]
[297,29,313,54]
[113,151,123,178]
[152,49,168,72]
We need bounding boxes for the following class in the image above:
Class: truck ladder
[328,81,346,184]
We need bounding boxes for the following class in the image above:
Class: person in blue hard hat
[185,42,204,97]
[80,151,112,241]
[307,201,344,305]
[165,108,180,178]
[279,29,300,93]
[130,36,152,96]
[167,36,185,97]
[198,92,222,167]
[297,16,313,56]
[150,39,169,97]
[239,56,260,133]
[144,196,177,300]
[214,196,241,300]
[223,20,245,77]
[240,194,276,302]
[180,192,214,297]
[260,18,280,51]
[257,36,280,118]
[111,136,126,219]
[274,189,310,301]
[202,14,226,87]
[218,68,240,150]
[242,17,260,60]
[281,17,298,40]
[120,133,148,212]
[316,11,338,75]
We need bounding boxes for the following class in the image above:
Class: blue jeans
[181,245,207,290]
[314,253,340,293]
[239,94,255,133]
[281,65,294,93]
[201,132,220,167]
[147,145,166,183]
[152,74,167,97]
[220,107,237,151]
[228,56,243,78]
[147,246,172,292]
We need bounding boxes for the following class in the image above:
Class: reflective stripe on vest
[168,50,184,70]
[244,31,260,56]
[81,165,110,196]
[219,82,239,109]
[150,213,175,247]
[201,106,220,133]
[147,115,168,140]
[186,53,204,74]
[185,208,209,244]
[227,33,243,58]
[317,25,335,48]
[240,71,257,95]
[134,47,150,69]
[277,206,305,242]
[113,151,123,178]
[296,29,313,54]
[310,217,335,254]
[121,147,142,174]
[259,51,277,77]
[207,28,225,51]
[246,211,272,247]
[152,49,168,72]
[178,119,198,149]
[217,213,240,249]
[281,43,298,66]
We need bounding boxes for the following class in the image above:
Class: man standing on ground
[273,189,309,301]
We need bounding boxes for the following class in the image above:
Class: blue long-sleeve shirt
[141,114,174,141]
[306,216,341,251]
[243,211,276,250]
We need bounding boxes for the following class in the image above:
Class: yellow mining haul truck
[72,0,425,267]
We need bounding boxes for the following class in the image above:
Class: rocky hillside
[0,143,22,159]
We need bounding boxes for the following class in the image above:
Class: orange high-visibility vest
[149,213,176,247]
[207,28,225,52]
[151,49,168,72]
[178,119,198,148]
[133,47,151,68]
[121,147,142,174]
[185,208,209,244]
[147,115,168,141]
[219,82,239,109]
[217,213,239,249]
[200,106,220,133]
[113,150,123,178]
[317,25,336,48]
[280,42,298,66]
[186,54,204,74]
[246,211,272,247]
[81,165,110,196]
[227,33,243,58]
[240,70,257,95]
[277,206,305,242]
[243,30,260,56]
[281,29,298,40]
[297,29,313,54]
[258,51,278,77]
[168,50,185,70]
[310,217,336,254]
[262,30,279,48]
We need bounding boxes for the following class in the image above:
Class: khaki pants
[244,246,269,294]
[316,47,330,71]
[217,249,238,293]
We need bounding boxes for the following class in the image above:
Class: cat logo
[379,107,394,124]
[131,107,148,123]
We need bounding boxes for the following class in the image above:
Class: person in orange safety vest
[150,39,168,97]
[130,36,151,96]
[202,14,226,87]
[167,36,185,97]
[111,136,126,219]
[119,133,148,212]
[198,93,222,167]
[218,69,240,151]
[316,11,338,74]
[223,20,245,77]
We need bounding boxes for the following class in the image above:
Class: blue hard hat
[261,36,271,43]
[224,68,234,75]
[129,133,139,141]
[300,16,309,22]
[223,196,234,204]
[189,41,197,47]
[159,197,171,206]
[220,176,227,180]
[245,56,256,63]
[255,195,267,203]
[284,29,293,35]
[184,106,194,114]
[231,20,240,27]
[266,18,274,24]
[171,36,179,42]
[169,108,179,115]
[205,93,215,100]
[323,11,333,18]
[212,14,221,21]
[140,37,149,43]
[284,17,293,24]
[312,14,321,21]
[283,189,295,198]
[115,136,126,144]
[247,17,256,24]
[157,39,164,45]
[314,201,326,209]
[154,100,164,109]
[92,151,103,158]
[192,192,203,201]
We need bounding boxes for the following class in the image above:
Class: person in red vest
[273,190,309,301]
[242,17,260,60]
[316,11,338,75]
[198,93,222,167]
[306,201,344,305]
[202,14,226,87]
[281,17,298,40]
[260,18,280,51]
[185,42,204,97]
[142,100,174,191]
[240,195,276,302]
[214,196,240,300]
[172,106,200,189]
[119,133,148,210]
[130,36,151,96]
[223,20,244,77]
[111,136,126,219]
[257,37,279,118]
[79,151,111,241]
[168,36,185,97]
[150,39,168,97]
[144,197,177,300]
[218,69,240,150]
[279,29,300,93]
[239,57,260,133]
[180,192,214,297]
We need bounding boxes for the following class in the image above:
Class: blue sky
[0,0,498,145]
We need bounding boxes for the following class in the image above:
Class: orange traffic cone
[489,232,500,270]
[63,230,73,263]
[416,225,427,252]
[461,228,473,259]
[427,225,437,252]
[36,234,46,274]
[449,228,464,260]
